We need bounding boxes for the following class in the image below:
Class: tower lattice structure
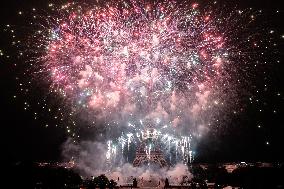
[133,127,168,167]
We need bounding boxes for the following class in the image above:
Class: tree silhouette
[94,174,110,189]
[109,179,117,189]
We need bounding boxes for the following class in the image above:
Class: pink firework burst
[33,0,241,138]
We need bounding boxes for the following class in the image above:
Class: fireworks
[37,1,230,128]
[11,0,277,165]
[106,128,192,165]
[31,0,239,164]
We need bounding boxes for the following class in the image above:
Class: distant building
[37,160,75,169]
[224,163,238,173]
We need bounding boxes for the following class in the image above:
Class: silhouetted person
[165,178,169,188]
[133,178,138,188]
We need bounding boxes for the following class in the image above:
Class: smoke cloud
[62,138,193,186]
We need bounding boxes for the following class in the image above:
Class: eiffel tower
[133,127,168,167]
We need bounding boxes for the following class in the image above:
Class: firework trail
[25,0,256,165]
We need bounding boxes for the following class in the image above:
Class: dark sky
[0,0,283,164]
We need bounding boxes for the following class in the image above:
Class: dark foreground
[2,162,284,189]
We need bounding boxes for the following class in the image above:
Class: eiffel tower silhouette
[133,126,168,167]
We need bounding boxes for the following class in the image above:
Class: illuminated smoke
[30,0,255,166]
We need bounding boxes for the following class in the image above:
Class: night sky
[0,0,283,164]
